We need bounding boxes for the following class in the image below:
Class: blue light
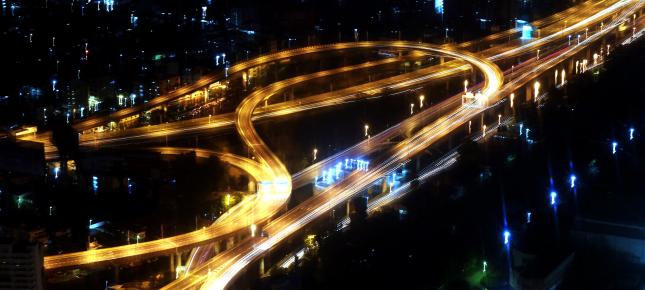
[525,128,530,139]
[612,141,618,154]
[550,191,558,206]
[54,167,60,179]
[92,176,99,193]
[521,25,534,40]
[519,123,524,135]
[526,211,532,224]
[434,0,443,14]
[503,230,511,245]
[570,175,577,189]
[629,128,635,140]
[127,177,133,195]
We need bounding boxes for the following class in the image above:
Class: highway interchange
[26,0,645,288]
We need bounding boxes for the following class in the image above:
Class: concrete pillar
[259,257,265,276]
[346,199,351,217]
[525,85,532,102]
[170,254,175,274]
[213,241,221,255]
[114,265,120,283]
[226,236,235,250]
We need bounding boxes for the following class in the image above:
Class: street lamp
[364,124,369,137]
[463,80,469,93]
[136,234,140,244]
[419,94,425,108]
[629,128,635,140]
[313,148,318,161]
[561,69,566,86]
[410,103,414,115]
[570,174,577,189]
[498,114,502,125]
[533,81,541,102]
[482,124,487,138]
[550,191,558,206]
[612,141,618,154]
[503,230,511,245]
[536,49,540,60]
[510,93,515,108]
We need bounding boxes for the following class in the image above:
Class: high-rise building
[0,241,44,290]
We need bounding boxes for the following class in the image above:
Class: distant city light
[629,128,635,140]
[612,141,618,154]
[550,191,558,206]
[570,174,577,188]
[503,230,511,245]
[526,211,532,223]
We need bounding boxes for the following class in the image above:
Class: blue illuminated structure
[315,158,370,188]
[92,176,99,193]
[521,25,534,39]
[434,0,444,14]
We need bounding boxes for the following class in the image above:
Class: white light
[629,128,635,140]
[526,211,532,224]
[570,175,577,189]
[503,230,510,245]
[550,191,557,206]
[612,141,617,154]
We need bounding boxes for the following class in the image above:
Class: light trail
[40,0,643,274]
